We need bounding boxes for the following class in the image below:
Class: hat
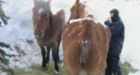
[110,9,119,17]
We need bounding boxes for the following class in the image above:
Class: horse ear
[33,0,38,7]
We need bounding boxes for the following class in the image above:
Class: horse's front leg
[46,46,50,65]
[41,47,47,68]
[52,43,60,73]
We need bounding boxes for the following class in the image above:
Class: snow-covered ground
[0,0,140,75]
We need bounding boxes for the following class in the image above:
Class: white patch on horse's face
[38,8,45,15]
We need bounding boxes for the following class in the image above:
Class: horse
[32,0,65,73]
[62,0,111,75]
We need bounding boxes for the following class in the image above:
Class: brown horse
[32,0,65,73]
[62,0,111,75]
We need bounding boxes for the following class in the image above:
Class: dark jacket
[105,16,125,56]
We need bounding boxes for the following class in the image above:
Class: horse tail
[80,40,91,66]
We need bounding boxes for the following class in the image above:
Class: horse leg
[86,59,105,75]
[67,70,80,75]
[64,51,81,75]
[64,59,81,75]
[56,33,61,63]
[41,47,46,68]
[46,46,51,64]
[52,45,60,73]
[86,65,96,75]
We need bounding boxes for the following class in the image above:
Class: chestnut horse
[62,0,111,75]
[32,0,65,73]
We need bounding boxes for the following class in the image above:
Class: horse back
[62,19,111,69]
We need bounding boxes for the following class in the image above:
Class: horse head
[33,0,52,39]
[69,0,87,20]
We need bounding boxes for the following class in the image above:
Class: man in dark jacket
[104,9,125,75]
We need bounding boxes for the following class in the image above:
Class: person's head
[109,9,120,22]
[110,9,119,18]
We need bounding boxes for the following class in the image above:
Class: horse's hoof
[41,65,48,71]
[54,71,61,75]
[42,64,46,68]
[41,67,46,71]
[59,60,63,64]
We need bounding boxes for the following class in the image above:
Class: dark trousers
[105,45,122,75]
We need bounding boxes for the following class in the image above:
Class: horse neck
[44,13,64,39]
[68,13,87,24]
[52,13,64,32]
[47,11,54,30]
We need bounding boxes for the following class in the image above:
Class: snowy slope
[0,0,140,75]
[1,0,41,68]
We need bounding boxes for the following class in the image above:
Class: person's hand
[106,17,111,21]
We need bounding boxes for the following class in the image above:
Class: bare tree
[0,0,10,26]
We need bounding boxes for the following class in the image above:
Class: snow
[0,0,140,75]
[129,71,140,75]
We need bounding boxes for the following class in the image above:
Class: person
[0,0,9,25]
[104,9,125,75]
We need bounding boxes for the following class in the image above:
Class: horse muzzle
[34,32,44,39]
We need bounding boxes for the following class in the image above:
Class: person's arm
[107,21,123,36]
[104,20,112,26]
